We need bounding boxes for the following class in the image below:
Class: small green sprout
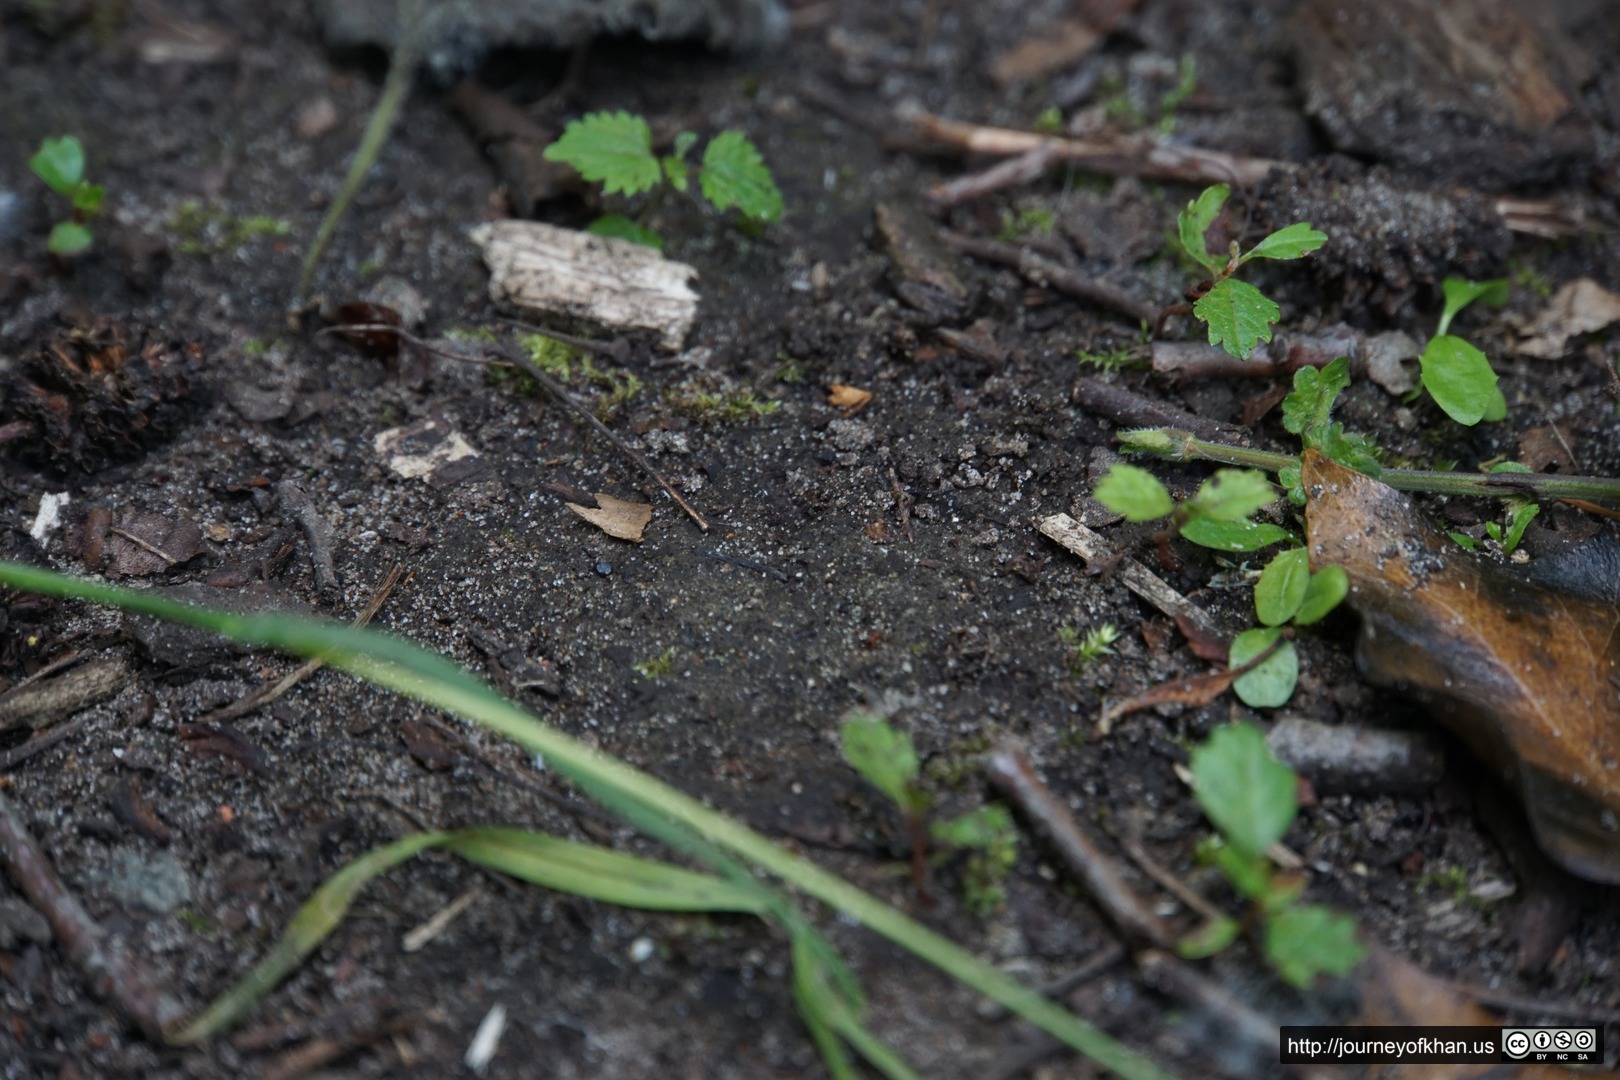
[840,713,1020,914]
[1033,106,1064,134]
[1075,345,1141,372]
[1276,357,1382,503]
[634,645,677,678]
[543,112,783,248]
[1417,277,1509,426]
[1483,499,1540,555]
[29,135,105,255]
[671,386,780,424]
[1058,623,1120,673]
[1175,184,1326,359]
[997,205,1055,242]
[1181,724,1364,988]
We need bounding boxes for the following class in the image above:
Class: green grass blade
[444,828,768,914]
[0,562,1176,1080]
[168,831,448,1045]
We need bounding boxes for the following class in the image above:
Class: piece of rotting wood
[1038,513,1220,641]
[0,656,128,733]
[472,220,699,351]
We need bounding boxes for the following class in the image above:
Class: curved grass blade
[0,561,1176,1080]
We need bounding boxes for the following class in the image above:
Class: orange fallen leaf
[565,493,652,543]
[1302,450,1620,884]
[827,383,873,410]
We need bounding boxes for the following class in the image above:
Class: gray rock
[0,896,52,949]
[313,0,788,78]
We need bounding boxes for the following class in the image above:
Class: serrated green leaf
[48,221,93,254]
[1094,464,1174,521]
[840,713,923,814]
[1191,721,1297,855]
[1314,425,1383,476]
[1241,222,1327,263]
[700,130,783,222]
[1281,358,1350,437]
[1420,335,1498,425]
[1228,628,1298,710]
[1279,462,1305,506]
[543,111,662,196]
[587,214,664,250]
[1177,915,1240,959]
[1179,516,1293,552]
[30,135,85,194]
[1194,277,1279,360]
[672,131,698,162]
[1254,548,1309,627]
[1190,468,1275,522]
[1176,184,1228,274]
[1264,903,1364,988]
[1293,566,1348,626]
[1437,276,1509,336]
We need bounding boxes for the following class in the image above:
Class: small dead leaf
[1302,450,1620,884]
[203,523,232,543]
[1354,946,1570,1079]
[828,383,874,411]
[1517,278,1620,359]
[1515,425,1578,474]
[566,493,652,543]
[863,520,889,542]
[327,301,402,357]
[105,512,206,577]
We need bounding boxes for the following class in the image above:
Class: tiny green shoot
[1059,623,1120,673]
[544,111,783,247]
[1418,277,1509,426]
[1182,724,1364,987]
[1174,185,1326,360]
[634,645,678,678]
[29,135,105,255]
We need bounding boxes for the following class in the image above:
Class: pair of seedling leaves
[1181,185,1507,426]
[29,135,105,255]
[542,111,783,250]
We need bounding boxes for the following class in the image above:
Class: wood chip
[472,220,699,351]
[1037,513,1220,641]
[566,493,653,543]
[827,383,873,410]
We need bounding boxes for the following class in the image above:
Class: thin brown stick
[1071,375,1245,442]
[887,466,914,543]
[0,712,92,771]
[986,745,1171,948]
[905,107,1282,189]
[1118,834,1226,924]
[495,317,630,362]
[0,788,190,1040]
[274,480,340,602]
[108,526,179,566]
[494,341,711,532]
[926,144,1060,211]
[1136,949,1280,1069]
[198,564,405,726]
[941,231,1158,325]
[1038,513,1223,642]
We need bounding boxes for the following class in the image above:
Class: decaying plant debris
[4,0,1620,1076]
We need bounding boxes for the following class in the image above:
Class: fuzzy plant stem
[296,0,425,298]
[1123,429,1620,506]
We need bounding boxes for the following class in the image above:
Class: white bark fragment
[471,220,699,350]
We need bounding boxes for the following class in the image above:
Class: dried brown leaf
[566,493,653,543]
[1302,450,1620,884]
[827,383,874,410]
[1517,278,1620,359]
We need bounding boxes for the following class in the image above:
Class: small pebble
[594,561,612,577]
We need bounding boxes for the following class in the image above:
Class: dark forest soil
[2,1,1619,1077]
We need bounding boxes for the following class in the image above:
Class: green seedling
[544,112,783,248]
[997,205,1055,242]
[1075,345,1142,372]
[634,645,678,678]
[1175,184,1326,359]
[840,712,1021,915]
[1058,623,1120,674]
[1093,461,1345,708]
[170,201,290,257]
[1180,723,1364,988]
[1416,277,1509,426]
[28,135,105,255]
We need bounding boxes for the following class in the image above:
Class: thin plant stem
[1124,429,1620,506]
